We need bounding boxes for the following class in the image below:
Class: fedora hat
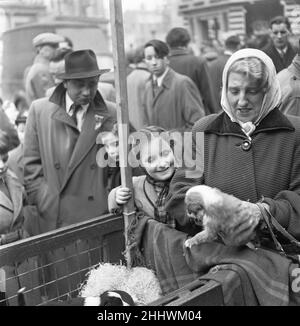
[58,49,110,80]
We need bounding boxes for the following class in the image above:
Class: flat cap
[33,33,65,48]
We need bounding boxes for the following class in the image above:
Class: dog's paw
[184,237,197,248]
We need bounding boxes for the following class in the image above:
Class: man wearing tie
[23,49,117,298]
[142,40,205,132]
[262,16,296,73]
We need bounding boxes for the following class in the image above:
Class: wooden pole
[109,0,135,268]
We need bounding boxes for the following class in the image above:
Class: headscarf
[220,48,282,136]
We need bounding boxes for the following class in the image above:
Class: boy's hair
[144,40,169,58]
[269,16,291,31]
[166,27,191,48]
[0,131,10,155]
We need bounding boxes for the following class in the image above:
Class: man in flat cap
[23,49,117,298]
[24,32,65,105]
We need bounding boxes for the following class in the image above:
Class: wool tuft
[79,263,162,305]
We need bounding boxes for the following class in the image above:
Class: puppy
[184,185,259,248]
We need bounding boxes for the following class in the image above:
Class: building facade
[178,0,300,45]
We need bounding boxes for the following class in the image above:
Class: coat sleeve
[263,129,300,240]
[0,109,20,151]
[30,69,54,100]
[23,103,44,205]
[166,122,205,234]
[194,58,219,115]
[180,77,205,130]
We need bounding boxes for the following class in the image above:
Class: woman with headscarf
[140,49,300,305]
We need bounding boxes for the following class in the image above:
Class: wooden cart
[0,214,223,306]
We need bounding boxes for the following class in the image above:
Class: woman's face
[227,72,265,123]
[140,137,175,181]
[0,153,8,177]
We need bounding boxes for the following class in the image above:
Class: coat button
[88,196,94,201]
[90,163,97,170]
[293,76,297,80]
[241,140,251,151]
[54,163,60,169]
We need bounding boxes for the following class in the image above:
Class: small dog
[17,288,135,306]
[184,185,259,248]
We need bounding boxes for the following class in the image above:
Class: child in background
[108,126,176,228]
[99,124,121,193]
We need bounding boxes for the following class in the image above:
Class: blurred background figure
[0,98,19,152]
[262,16,296,73]
[24,32,65,105]
[209,35,241,111]
[46,47,73,96]
[277,38,300,117]
[166,27,218,115]
[13,91,29,117]
[143,39,204,131]
[127,45,150,130]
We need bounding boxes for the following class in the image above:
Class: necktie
[70,104,81,127]
[152,79,159,97]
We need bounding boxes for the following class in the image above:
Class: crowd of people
[0,14,300,306]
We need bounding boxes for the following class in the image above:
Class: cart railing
[0,214,125,306]
[0,213,224,306]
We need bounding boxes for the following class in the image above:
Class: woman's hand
[115,187,132,205]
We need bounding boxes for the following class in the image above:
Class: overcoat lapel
[51,104,77,130]
[60,104,111,192]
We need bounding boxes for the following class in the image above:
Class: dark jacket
[168,48,219,115]
[143,68,205,131]
[166,108,300,240]
[262,41,296,73]
[208,53,231,111]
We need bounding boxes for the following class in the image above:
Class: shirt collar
[65,92,89,115]
[153,67,169,87]
[275,46,288,55]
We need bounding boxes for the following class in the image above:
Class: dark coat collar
[168,48,189,57]
[204,108,295,137]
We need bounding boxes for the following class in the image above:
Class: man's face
[39,44,58,61]
[270,23,289,50]
[144,46,168,77]
[64,76,100,106]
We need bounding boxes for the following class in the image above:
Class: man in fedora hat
[25,32,65,105]
[23,49,118,298]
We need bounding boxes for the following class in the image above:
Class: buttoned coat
[143,68,205,131]
[24,83,116,234]
[166,109,300,239]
